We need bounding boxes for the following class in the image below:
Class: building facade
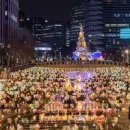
[0,0,19,44]
[70,3,85,44]
[26,17,67,55]
[85,0,103,51]
[19,10,26,28]
[103,0,130,60]
[26,17,45,42]
[85,0,130,60]
[42,22,66,51]
[65,23,71,47]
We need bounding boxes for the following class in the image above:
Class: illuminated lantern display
[65,80,73,92]
[72,25,88,61]
[72,25,103,61]
[122,107,128,112]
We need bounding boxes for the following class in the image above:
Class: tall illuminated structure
[70,2,85,44]
[42,22,66,51]
[85,0,130,60]
[0,0,19,44]
[103,0,130,60]
[73,25,88,61]
[85,0,103,51]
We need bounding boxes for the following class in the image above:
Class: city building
[70,2,85,44]
[85,0,103,51]
[103,0,130,60]
[19,10,26,28]
[85,0,130,60]
[26,17,45,42]
[26,18,66,57]
[65,23,71,47]
[0,0,19,44]
[42,22,66,51]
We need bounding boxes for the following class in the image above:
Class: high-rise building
[42,22,66,51]
[85,0,103,51]
[0,0,19,44]
[70,2,85,44]
[26,17,45,42]
[66,23,71,47]
[26,18,66,53]
[103,0,130,60]
[19,10,26,28]
[85,0,130,60]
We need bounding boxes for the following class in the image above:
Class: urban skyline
[1,0,130,60]
[0,1,130,130]
[19,0,130,61]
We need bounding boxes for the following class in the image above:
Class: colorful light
[64,71,96,81]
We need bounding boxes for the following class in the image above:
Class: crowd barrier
[10,63,35,72]
[0,63,35,73]
[39,60,129,68]
[0,61,129,72]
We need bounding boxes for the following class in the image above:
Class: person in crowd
[0,66,129,129]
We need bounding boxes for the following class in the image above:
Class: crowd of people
[0,66,130,130]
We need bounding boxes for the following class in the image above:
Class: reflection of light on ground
[63,71,96,81]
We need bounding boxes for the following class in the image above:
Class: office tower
[85,0,130,60]
[0,0,19,44]
[26,17,45,42]
[103,0,130,60]
[42,22,66,51]
[66,23,71,47]
[70,3,85,44]
[85,0,103,51]
[19,10,26,28]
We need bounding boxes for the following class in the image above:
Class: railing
[0,63,35,73]
[39,60,129,68]
[10,63,35,72]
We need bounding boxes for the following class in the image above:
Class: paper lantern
[122,108,128,112]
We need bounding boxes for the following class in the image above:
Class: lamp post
[125,50,129,64]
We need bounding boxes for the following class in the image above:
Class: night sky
[19,0,81,22]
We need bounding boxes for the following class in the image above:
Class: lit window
[5,11,7,16]
[105,24,110,27]
[111,24,116,27]
[27,18,30,21]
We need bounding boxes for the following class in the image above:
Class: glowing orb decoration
[65,81,73,92]
[64,71,96,81]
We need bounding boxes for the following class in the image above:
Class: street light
[125,50,129,63]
